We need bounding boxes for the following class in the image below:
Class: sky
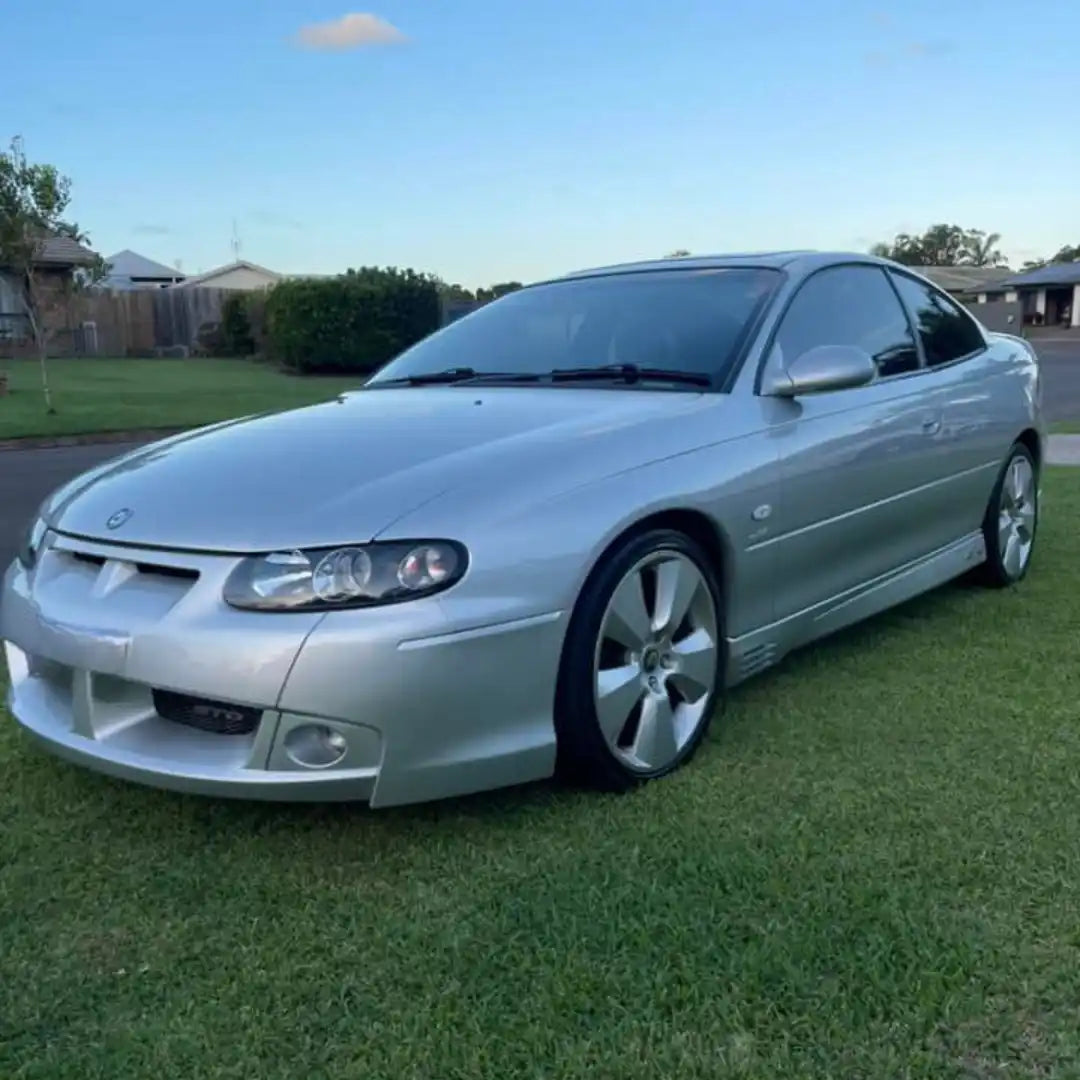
[5,0,1079,287]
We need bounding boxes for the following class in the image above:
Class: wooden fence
[0,286,234,359]
[2,285,471,359]
[81,287,233,357]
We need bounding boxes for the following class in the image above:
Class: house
[990,263,1080,328]
[170,260,282,291]
[0,234,100,345]
[919,266,1017,303]
[104,249,186,289]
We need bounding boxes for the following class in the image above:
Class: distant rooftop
[35,235,98,267]
[105,249,185,281]
[1001,262,1080,288]
[918,266,1015,294]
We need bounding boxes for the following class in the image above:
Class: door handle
[921,417,941,436]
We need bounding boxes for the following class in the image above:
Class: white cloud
[294,13,406,51]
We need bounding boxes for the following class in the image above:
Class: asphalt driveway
[1031,335,1080,423]
[0,442,142,569]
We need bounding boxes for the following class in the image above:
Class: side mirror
[763,344,877,398]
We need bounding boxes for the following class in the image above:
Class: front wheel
[554,528,725,793]
[978,442,1038,588]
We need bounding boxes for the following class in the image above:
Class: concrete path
[1048,434,1080,466]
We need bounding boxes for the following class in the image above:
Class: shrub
[220,293,255,356]
[244,293,269,358]
[193,320,225,357]
[265,267,441,375]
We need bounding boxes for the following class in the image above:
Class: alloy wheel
[592,550,719,773]
[997,454,1036,579]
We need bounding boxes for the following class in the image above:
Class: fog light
[283,724,349,769]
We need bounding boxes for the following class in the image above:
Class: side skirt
[724,531,987,687]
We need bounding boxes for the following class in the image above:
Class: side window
[889,273,986,366]
[775,265,920,379]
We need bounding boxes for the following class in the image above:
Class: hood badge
[106,508,134,530]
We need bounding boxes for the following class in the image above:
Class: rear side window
[889,273,986,366]
[774,264,920,378]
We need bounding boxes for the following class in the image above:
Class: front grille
[70,551,199,582]
[153,689,262,736]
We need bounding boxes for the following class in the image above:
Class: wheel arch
[1014,427,1041,471]
[577,506,734,617]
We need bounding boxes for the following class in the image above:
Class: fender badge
[751,504,772,522]
[106,508,134,530]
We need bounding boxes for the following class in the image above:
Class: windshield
[367,267,781,389]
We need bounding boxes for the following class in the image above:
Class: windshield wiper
[549,364,712,387]
[372,368,542,387]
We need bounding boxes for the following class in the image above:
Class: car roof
[544,250,894,284]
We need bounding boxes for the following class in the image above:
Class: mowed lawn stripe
[1,470,1078,1078]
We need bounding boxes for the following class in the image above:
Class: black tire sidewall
[554,527,726,789]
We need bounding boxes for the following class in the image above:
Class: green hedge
[220,293,255,356]
[265,267,441,375]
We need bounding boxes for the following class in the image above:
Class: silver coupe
[1,252,1044,807]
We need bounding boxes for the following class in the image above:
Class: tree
[870,224,1006,268]
[961,229,1006,267]
[437,281,476,304]
[475,281,523,303]
[0,136,106,412]
[1023,243,1080,271]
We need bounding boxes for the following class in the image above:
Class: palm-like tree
[962,230,1006,267]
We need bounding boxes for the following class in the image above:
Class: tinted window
[890,273,986,366]
[368,268,781,388]
[775,265,919,378]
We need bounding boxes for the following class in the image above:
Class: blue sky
[7,0,1079,286]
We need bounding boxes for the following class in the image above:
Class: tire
[554,528,725,793]
[977,442,1039,588]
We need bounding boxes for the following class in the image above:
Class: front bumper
[1,531,565,807]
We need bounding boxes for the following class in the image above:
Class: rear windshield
[368,267,781,388]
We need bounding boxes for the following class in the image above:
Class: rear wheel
[978,443,1038,587]
[555,528,724,792]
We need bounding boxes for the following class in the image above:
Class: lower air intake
[153,689,262,736]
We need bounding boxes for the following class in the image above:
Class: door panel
[753,263,957,623]
[762,381,947,620]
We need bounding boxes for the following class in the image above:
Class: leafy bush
[220,293,255,357]
[244,293,269,358]
[265,267,441,375]
[193,320,225,357]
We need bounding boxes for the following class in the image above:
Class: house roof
[36,235,98,267]
[171,259,282,288]
[105,249,184,280]
[1001,262,1080,288]
[918,266,1015,294]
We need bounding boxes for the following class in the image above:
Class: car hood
[47,387,707,552]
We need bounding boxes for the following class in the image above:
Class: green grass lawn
[0,358,362,439]
[2,471,1080,1078]
[1051,422,1080,435]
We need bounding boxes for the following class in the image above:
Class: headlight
[223,540,468,612]
[16,517,48,571]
